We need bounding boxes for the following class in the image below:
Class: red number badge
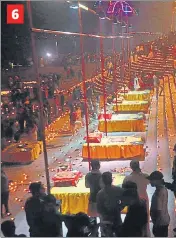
[7,4,24,24]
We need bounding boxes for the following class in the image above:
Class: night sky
[1,1,172,68]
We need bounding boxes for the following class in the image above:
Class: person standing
[54,95,59,117]
[97,172,124,236]
[8,76,14,89]
[122,160,149,212]
[1,168,11,217]
[5,121,14,142]
[27,122,38,141]
[69,107,77,135]
[153,74,163,96]
[164,153,176,233]
[35,194,63,237]
[13,120,20,142]
[86,87,93,112]
[80,100,85,127]
[147,171,170,237]
[121,188,148,237]
[34,110,42,141]
[122,161,150,236]
[43,105,49,127]
[1,123,6,150]
[60,93,65,112]
[134,74,140,91]
[174,143,176,157]
[17,106,25,133]
[85,160,102,218]
[25,182,46,237]
[153,74,159,92]
[170,145,176,198]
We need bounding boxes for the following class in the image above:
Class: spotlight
[46,53,51,57]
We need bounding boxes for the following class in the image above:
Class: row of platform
[82,89,151,161]
[51,88,153,214]
[52,50,176,215]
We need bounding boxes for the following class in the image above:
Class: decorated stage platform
[82,135,145,161]
[1,113,69,163]
[1,141,43,163]
[51,174,127,215]
[119,90,151,101]
[98,113,145,132]
[112,100,149,113]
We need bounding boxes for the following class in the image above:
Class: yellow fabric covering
[119,90,151,101]
[51,174,127,214]
[112,100,149,112]
[98,114,145,132]
[1,141,43,163]
[82,136,145,160]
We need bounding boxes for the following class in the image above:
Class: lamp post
[112,20,118,110]
[99,18,108,136]
[112,21,116,85]
[27,0,51,194]
[126,23,132,83]
[82,3,108,136]
[78,2,91,170]
[76,1,108,136]
[121,21,126,95]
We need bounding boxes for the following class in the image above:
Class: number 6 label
[7,4,24,24]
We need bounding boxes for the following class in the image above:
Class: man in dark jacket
[97,172,124,236]
[35,194,62,237]
[164,153,176,233]
[85,160,102,218]
[24,182,46,237]
[121,187,148,237]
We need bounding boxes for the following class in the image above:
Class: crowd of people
[1,73,62,148]
[1,145,176,237]
[1,33,176,237]
[1,68,82,146]
[1,70,100,149]
[1,51,106,149]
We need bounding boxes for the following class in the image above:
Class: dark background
[1,1,172,68]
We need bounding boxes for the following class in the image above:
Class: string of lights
[32,27,162,38]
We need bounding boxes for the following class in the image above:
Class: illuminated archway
[106,1,137,17]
